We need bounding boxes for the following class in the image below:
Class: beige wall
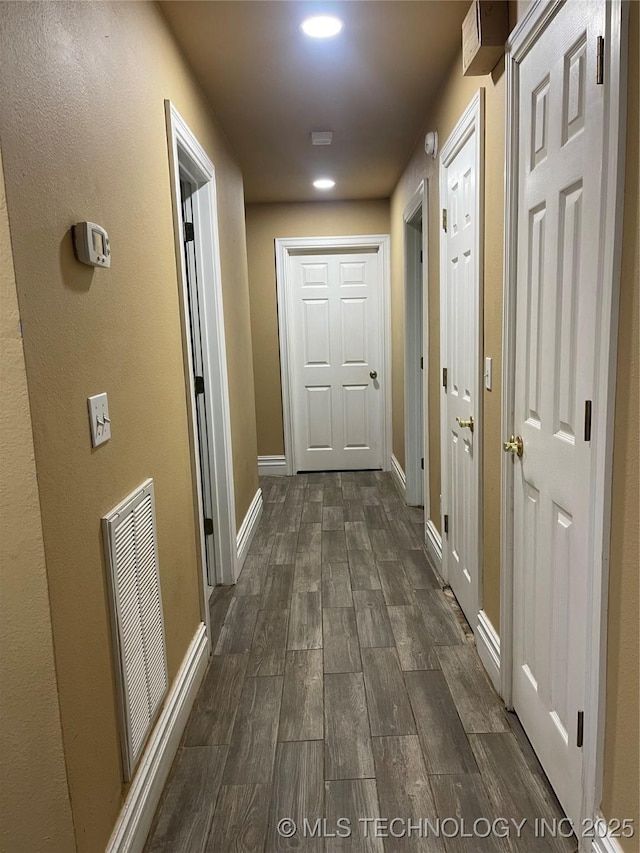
[390,57,505,627]
[601,4,639,847]
[0,3,257,851]
[246,200,390,457]
[0,148,77,853]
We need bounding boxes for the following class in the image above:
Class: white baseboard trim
[390,454,406,499]
[237,487,263,571]
[476,609,501,694]
[425,519,443,570]
[258,455,288,476]
[106,622,209,853]
[590,815,627,853]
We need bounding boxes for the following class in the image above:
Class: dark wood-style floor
[145,471,574,852]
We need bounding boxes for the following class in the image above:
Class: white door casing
[276,235,391,475]
[165,102,239,605]
[439,90,484,629]
[501,1,628,840]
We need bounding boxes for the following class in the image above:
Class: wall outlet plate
[88,392,111,447]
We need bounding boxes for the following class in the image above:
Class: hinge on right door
[444,514,449,535]
[204,517,214,536]
[442,209,448,232]
[596,36,604,85]
[184,221,195,243]
[442,367,448,390]
[194,375,205,395]
[421,457,424,470]
[420,357,424,370]
[584,400,592,441]
[577,711,584,748]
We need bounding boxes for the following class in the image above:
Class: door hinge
[204,517,214,536]
[596,36,604,85]
[444,514,449,535]
[442,367,448,390]
[420,249,423,263]
[420,357,424,370]
[194,375,205,395]
[577,711,584,748]
[442,208,448,232]
[421,457,424,470]
[184,221,195,243]
[584,400,592,441]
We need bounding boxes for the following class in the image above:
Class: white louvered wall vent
[102,479,168,781]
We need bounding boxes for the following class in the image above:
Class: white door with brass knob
[287,248,384,471]
[507,0,609,828]
[439,91,483,628]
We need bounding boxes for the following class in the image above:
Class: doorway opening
[403,181,428,517]
[165,102,239,636]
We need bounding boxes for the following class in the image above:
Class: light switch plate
[485,357,493,391]
[88,393,111,447]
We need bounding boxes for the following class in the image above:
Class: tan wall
[601,4,639,847]
[0,3,257,851]
[390,57,505,627]
[245,200,390,456]
[0,148,77,853]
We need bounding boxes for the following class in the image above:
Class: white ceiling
[160,1,469,203]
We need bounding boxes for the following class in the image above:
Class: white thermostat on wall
[72,221,111,268]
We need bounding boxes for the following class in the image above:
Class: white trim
[590,815,627,853]
[106,623,209,853]
[499,3,628,846]
[275,234,392,475]
[425,519,443,571]
[257,455,288,477]
[390,454,407,499]
[476,610,501,694]
[438,89,485,618]
[403,182,428,508]
[236,487,263,570]
[165,102,238,591]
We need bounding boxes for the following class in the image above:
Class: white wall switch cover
[88,393,111,447]
[484,357,493,391]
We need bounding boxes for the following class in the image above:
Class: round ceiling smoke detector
[425,130,439,159]
[301,16,343,38]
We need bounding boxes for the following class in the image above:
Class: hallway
[145,472,573,852]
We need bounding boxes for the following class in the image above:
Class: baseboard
[425,519,443,570]
[476,609,501,694]
[258,455,287,476]
[106,623,209,853]
[237,487,263,571]
[390,454,406,499]
[590,815,627,853]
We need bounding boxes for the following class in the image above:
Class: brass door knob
[456,415,474,433]
[369,370,378,380]
[503,435,523,458]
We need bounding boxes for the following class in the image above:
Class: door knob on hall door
[369,370,378,380]
[503,435,524,458]
[456,415,474,433]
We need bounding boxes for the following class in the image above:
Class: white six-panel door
[289,250,383,471]
[511,1,605,827]
[440,92,483,629]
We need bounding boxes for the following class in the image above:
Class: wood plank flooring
[145,472,575,853]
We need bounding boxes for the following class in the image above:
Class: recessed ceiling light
[313,178,335,190]
[301,15,343,39]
